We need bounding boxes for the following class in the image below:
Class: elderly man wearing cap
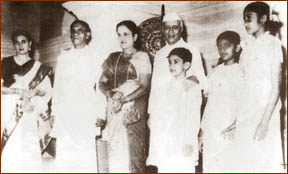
[147,13,206,172]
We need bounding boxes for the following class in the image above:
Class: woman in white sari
[1,30,53,172]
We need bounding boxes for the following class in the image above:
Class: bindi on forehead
[14,35,29,43]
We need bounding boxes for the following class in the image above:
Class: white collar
[71,45,89,52]
[165,38,185,48]
[249,32,270,42]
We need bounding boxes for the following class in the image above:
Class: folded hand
[221,120,236,141]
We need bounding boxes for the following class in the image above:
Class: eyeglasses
[71,28,87,35]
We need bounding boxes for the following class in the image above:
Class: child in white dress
[147,47,202,172]
[236,2,284,172]
[201,31,245,172]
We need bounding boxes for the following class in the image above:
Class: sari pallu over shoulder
[99,51,149,173]
[1,60,54,157]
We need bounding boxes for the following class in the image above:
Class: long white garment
[1,61,52,173]
[236,32,284,172]
[148,38,207,116]
[201,63,245,173]
[51,46,106,172]
[147,77,202,172]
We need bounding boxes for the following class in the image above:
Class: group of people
[1,1,286,173]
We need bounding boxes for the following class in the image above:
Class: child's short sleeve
[265,35,283,65]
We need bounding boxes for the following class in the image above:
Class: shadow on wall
[1,1,40,58]
[1,1,68,69]
[38,2,68,68]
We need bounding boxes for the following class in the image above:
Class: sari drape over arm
[1,57,53,172]
[100,51,151,173]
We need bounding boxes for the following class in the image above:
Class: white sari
[1,60,52,173]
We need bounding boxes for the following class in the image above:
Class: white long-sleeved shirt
[149,38,207,115]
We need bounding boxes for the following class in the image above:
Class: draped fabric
[235,32,284,172]
[1,56,35,88]
[51,46,106,172]
[201,63,245,172]
[1,56,53,172]
[100,51,151,173]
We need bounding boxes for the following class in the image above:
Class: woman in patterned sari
[1,30,53,172]
[98,20,151,173]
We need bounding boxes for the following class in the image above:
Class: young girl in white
[236,2,284,172]
[200,31,245,172]
[147,47,202,172]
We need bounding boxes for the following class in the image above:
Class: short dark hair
[216,31,240,45]
[11,30,32,43]
[70,20,92,44]
[116,20,141,50]
[168,47,192,63]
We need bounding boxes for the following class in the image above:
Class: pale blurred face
[13,35,31,55]
[70,22,90,48]
[163,20,182,45]
[217,39,237,62]
[244,11,263,35]
[117,25,137,50]
[168,55,189,78]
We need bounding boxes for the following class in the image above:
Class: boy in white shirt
[147,47,202,172]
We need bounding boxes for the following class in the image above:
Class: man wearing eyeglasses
[51,20,105,172]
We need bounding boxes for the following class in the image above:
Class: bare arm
[263,63,281,122]
[254,59,281,141]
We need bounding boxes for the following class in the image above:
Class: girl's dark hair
[216,31,241,46]
[11,30,35,58]
[70,20,92,44]
[216,31,242,65]
[116,20,141,50]
[244,1,283,36]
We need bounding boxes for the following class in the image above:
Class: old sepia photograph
[1,1,287,173]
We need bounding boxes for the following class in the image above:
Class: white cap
[163,12,182,22]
